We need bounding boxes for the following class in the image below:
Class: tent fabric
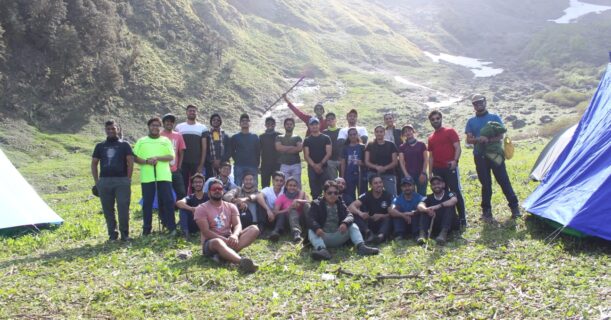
[523,63,611,240]
[0,149,64,230]
[530,124,577,181]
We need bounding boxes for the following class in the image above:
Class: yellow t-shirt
[133,136,174,183]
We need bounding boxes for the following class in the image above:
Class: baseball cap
[471,94,486,103]
[162,113,176,122]
[308,117,320,125]
[401,176,415,185]
[429,176,445,184]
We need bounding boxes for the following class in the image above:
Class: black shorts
[202,239,215,257]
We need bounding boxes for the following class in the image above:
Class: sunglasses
[210,186,224,192]
[326,191,339,195]
[472,101,485,106]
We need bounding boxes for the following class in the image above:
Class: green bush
[542,87,589,108]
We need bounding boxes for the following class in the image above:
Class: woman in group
[340,127,367,205]
[398,125,428,196]
[269,177,310,243]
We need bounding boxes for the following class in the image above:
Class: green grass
[0,134,609,319]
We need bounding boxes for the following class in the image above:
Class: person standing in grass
[340,127,367,204]
[134,117,176,236]
[91,120,134,241]
[176,105,207,193]
[389,176,424,241]
[303,117,332,199]
[202,113,231,181]
[231,114,260,187]
[465,94,521,222]
[427,110,467,229]
[269,177,310,243]
[283,94,327,135]
[348,175,394,244]
[306,180,380,261]
[322,112,342,179]
[194,179,260,273]
[160,113,187,203]
[365,125,399,196]
[275,118,303,186]
[223,171,261,229]
[399,124,428,196]
[176,173,208,240]
[259,117,280,188]
[416,176,458,245]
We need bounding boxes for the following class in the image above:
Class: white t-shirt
[175,122,208,136]
[261,186,285,209]
[338,126,368,140]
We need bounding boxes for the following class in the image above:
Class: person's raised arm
[283,95,310,123]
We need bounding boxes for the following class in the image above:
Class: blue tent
[523,60,611,240]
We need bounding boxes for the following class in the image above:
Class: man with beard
[348,175,394,244]
[134,117,176,236]
[194,179,260,273]
[283,94,328,135]
[427,110,467,229]
[307,180,380,260]
[176,105,207,193]
[202,113,231,181]
[365,125,399,196]
[466,94,520,222]
[160,113,186,203]
[203,161,237,193]
[91,120,134,241]
[334,177,354,207]
[224,172,261,229]
[259,117,280,188]
[176,173,208,240]
[275,118,303,186]
[337,109,369,144]
[389,176,424,240]
[416,176,458,245]
[231,114,260,186]
[303,117,332,199]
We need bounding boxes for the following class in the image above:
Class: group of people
[91,93,521,273]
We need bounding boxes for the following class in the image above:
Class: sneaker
[480,209,495,223]
[365,233,376,244]
[435,229,448,245]
[292,231,303,243]
[510,207,522,219]
[416,230,426,245]
[371,233,385,244]
[268,230,280,242]
[238,258,258,274]
[357,243,380,256]
[311,248,332,261]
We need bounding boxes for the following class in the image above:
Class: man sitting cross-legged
[306,180,380,261]
[389,176,425,241]
[194,179,260,273]
[416,176,459,245]
[348,175,394,244]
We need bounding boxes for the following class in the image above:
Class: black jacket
[306,197,354,232]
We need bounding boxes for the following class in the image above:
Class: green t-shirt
[133,136,174,183]
[323,204,339,233]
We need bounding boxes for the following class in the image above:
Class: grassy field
[0,130,609,319]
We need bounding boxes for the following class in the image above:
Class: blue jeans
[141,181,176,234]
[308,223,364,249]
[474,155,519,212]
[393,215,420,238]
[233,165,258,187]
[179,209,199,234]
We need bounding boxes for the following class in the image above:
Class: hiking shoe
[238,258,258,274]
[480,209,495,223]
[311,248,332,261]
[416,230,426,245]
[292,231,303,244]
[371,233,385,244]
[365,233,376,244]
[510,207,522,219]
[435,229,448,245]
[268,230,280,242]
[357,243,380,256]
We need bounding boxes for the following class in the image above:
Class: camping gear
[0,149,63,235]
[523,58,611,240]
[479,121,507,166]
[529,124,577,181]
[504,136,514,160]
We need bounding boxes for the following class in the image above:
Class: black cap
[429,176,444,184]
[162,113,176,122]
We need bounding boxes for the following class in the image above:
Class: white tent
[530,124,578,181]
[0,148,63,230]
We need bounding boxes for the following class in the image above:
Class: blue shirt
[392,193,424,212]
[465,113,503,155]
